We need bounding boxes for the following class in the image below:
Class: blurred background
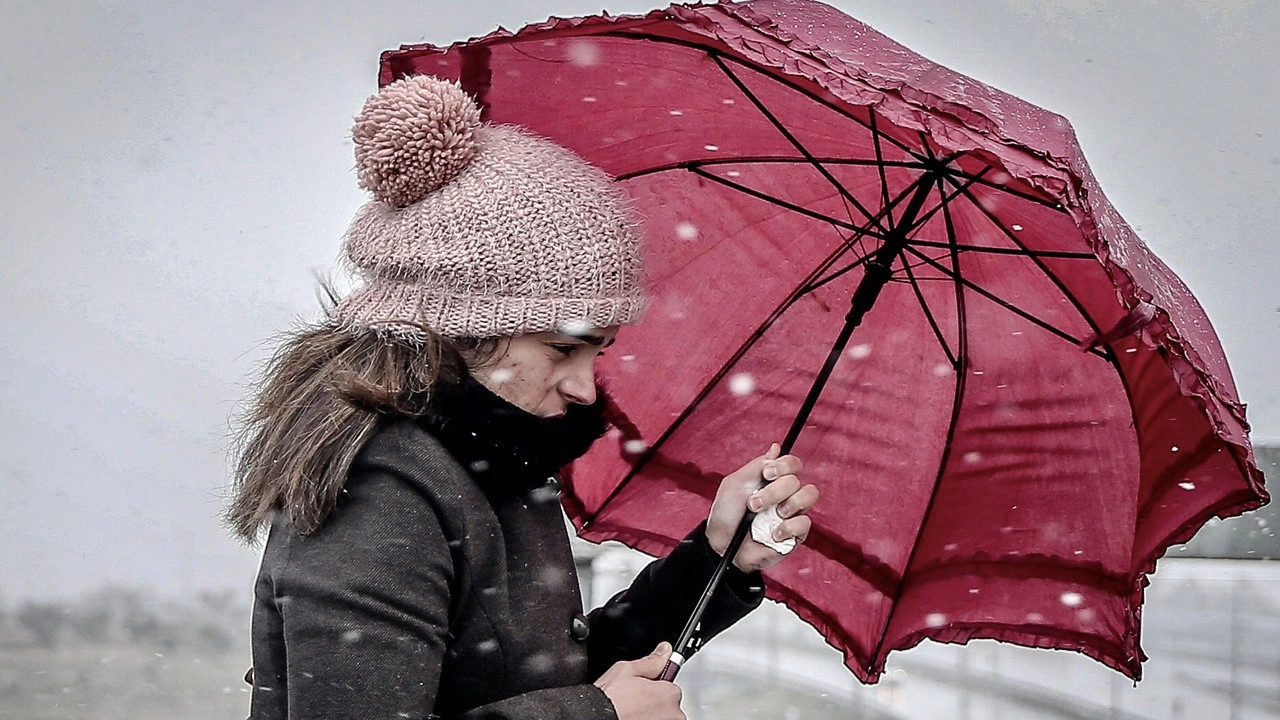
[1,1,1276,718]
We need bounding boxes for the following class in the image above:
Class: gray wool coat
[246,418,763,720]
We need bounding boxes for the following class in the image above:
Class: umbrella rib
[900,251,958,367]
[907,239,1094,260]
[584,230,879,528]
[711,53,889,236]
[612,33,923,158]
[870,109,897,234]
[869,187,972,671]
[687,166,891,241]
[901,245,1110,361]
[615,156,929,183]
[942,167,1068,213]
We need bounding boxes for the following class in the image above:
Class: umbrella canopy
[380,0,1267,683]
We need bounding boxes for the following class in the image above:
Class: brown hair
[224,313,498,543]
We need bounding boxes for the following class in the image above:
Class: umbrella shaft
[669,171,941,678]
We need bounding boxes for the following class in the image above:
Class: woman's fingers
[777,483,820,519]
[773,514,811,544]
[761,454,803,481]
[748,474,799,512]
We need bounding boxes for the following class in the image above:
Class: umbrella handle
[662,511,756,681]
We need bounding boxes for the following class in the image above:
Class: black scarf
[419,375,607,493]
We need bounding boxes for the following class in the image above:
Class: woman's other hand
[706,443,818,572]
[593,642,686,720]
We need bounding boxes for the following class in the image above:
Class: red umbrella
[380,0,1267,683]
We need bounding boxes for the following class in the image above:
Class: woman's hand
[706,444,818,572]
[593,642,686,720]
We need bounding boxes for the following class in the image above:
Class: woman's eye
[550,344,577,356]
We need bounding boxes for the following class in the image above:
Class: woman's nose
[559,363,598,405]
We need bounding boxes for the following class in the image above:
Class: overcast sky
[1,0,1276,602]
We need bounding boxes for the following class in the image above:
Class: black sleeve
[262,466,615,720]
[584,521,765,679]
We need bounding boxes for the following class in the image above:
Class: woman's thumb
[633,641,673,678]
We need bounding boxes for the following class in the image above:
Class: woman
[227,75,818,720]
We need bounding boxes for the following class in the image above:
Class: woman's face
[470,326,619,418]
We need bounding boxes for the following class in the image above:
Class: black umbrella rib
[711,53,890,237]
[616,156,930,183]
[906,239,1093,260]
[901,245,1109,361]
[900,252,958,367]
[868,180,972,672]
[942,167,1068,213]
[869,110,897,234]
[940,174,1124,364]
[687,166,892,241]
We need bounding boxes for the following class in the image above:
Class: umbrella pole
[661,170,942,682]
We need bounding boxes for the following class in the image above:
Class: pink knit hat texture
[335,75,647,340]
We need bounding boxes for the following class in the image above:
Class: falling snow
[847,344,872,360]
[728,373,756,396]
[565,39,601,66]
[675,221,699,241]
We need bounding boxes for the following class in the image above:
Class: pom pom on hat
[352,75,483,208]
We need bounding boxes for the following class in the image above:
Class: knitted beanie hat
[334,75,648,340]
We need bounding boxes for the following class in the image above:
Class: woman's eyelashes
[548,343,604,358]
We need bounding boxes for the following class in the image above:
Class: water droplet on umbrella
[943,542,959,552]
[1073,549,1083,555]
[847,344,872,360]
[1178,482,1196,490]
[675,221,699,241]
[566,39,601,66]
[1170,445,1179,452]
[962,451,982,464]
[925,613,948,627]
[722,98,736,105]
[623,439,648,455]
[1011,224,1023,231]
[582,96,597,103]
[728,373,756,396]
[704,144,720,151]
[1125,347,1138,353]
[968,588,979,595]
[1059,592,1084,607]
[620,354,635,362]
[668,109,684,116]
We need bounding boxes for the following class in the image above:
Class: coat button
[570,613,590,642]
